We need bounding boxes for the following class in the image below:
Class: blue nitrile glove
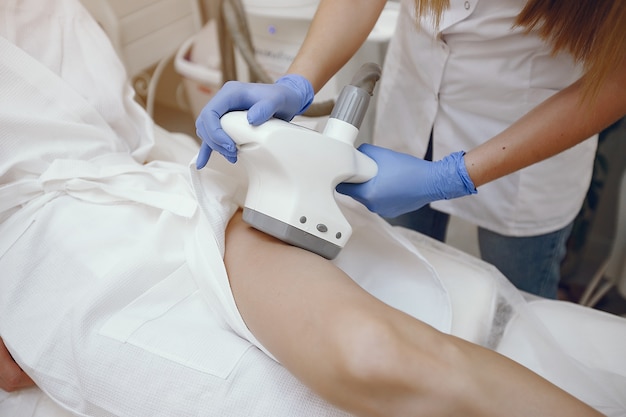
[336,144,477,218]
[194,74,314,168]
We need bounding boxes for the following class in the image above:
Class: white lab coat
[374,0,598,236]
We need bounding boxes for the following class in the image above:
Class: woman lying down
[0,1,625,416]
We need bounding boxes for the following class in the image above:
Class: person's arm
[224,210,601,417]
[194,0,386,168]
[286,0,387,92]
[0,337,34,392]
[465,56,626,187]
[336,54,626,218]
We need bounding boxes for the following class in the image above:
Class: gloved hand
[194,74,314,168]
[336,144,477,218]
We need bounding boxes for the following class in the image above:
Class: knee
[327,313,411,385]
[324,313,470,412]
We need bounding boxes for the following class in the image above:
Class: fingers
[247,81,305,124]
[195,143,213,169]
[335,182,361,197]
[356,143,390,161]
[247,99,280,126]
[356,142,376,155]
[194,82,250,167]
[336,181,374,214]
[335,144,379,204]
[195,109,238,166]
[193,78,312,167]
[194,79,307,167]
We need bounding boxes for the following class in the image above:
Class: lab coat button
[464,1,470,9]
[316,224,328,233]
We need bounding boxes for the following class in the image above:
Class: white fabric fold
[1,1,625,417]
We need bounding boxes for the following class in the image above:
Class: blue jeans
[386,205,574,299]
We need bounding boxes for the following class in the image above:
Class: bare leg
[0,337,34,392]
[224,211,602,417]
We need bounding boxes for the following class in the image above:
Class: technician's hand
[194,74,314,168]
[336,144,477,218]
[0,337,34,392]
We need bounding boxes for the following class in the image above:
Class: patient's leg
[224,211,601,417]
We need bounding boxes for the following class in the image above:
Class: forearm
[286,0,387,92]
[465,57,626,187]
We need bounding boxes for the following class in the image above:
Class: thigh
[223,212,600,417]
[477,222,574,298]
[223,211,451,411]
[224,210,410,362]
[0,198,350,417]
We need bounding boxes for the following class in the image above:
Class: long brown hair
[414,0,626,99]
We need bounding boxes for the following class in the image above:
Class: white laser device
[221,63,381,259]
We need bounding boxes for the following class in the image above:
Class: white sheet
[1,1,625,416]
[0,1,450,415]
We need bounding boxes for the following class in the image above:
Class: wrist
[455,151,477,195]
[275,74,314,115]
[438,151,477,200]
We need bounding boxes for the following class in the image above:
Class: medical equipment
[176,0,399,140]
[78,0,204,119]
[239,0,397,110]
[220,64,380,259]
[2,2,625,416]
[78,0,202,78]
[177,0,333,123]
